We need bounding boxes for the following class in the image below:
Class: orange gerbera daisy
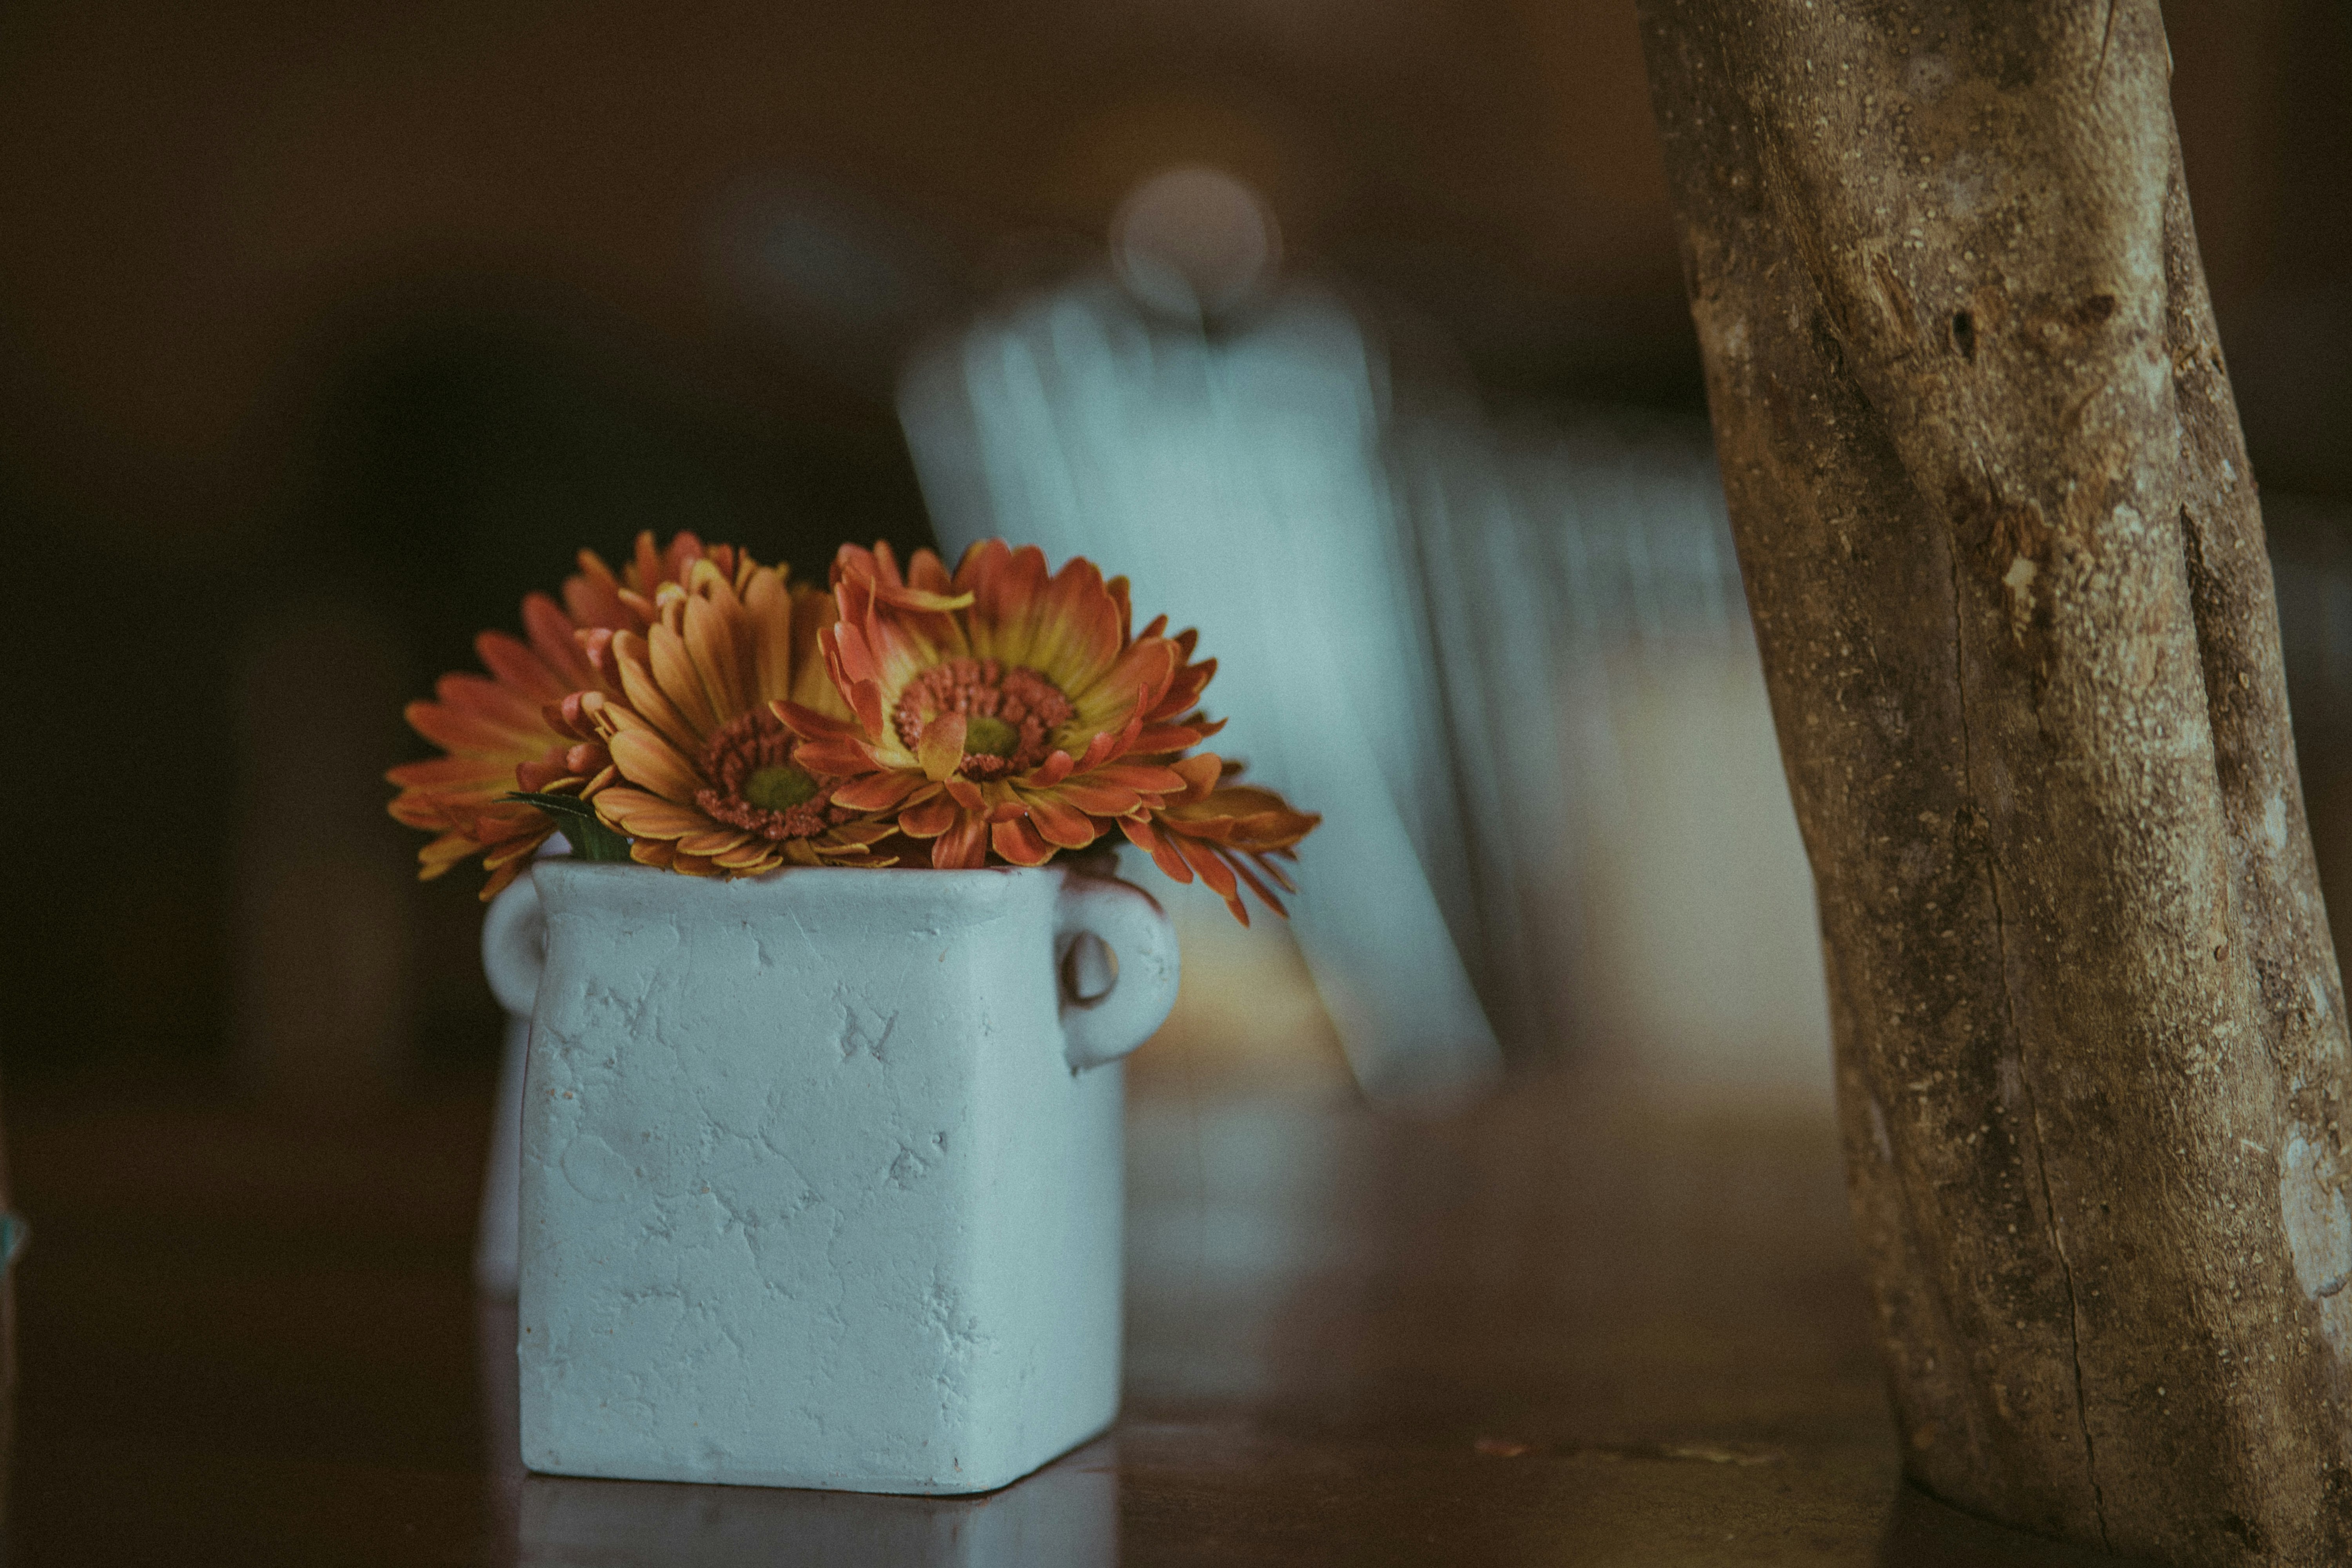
[1120,756,1321,926]
[778,541,1216,869]
[585,554,897,876]
[388,590,620,900]
[389,530,748,898]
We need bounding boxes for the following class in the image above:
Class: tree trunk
[1636,4,2352,1562]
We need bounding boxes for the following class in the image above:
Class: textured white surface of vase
[489,859,1178,1493]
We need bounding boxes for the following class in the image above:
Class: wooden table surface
[5,1061,2139,1565]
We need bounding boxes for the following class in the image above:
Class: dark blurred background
[4,0,2350,1103]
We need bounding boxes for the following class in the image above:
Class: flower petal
[774,699,862,742]
[834,769,925,811]
[613,633,706,755]
[1227,853,1288,919]
[1120,814,1194,885]
[1020,789,1100,849]
[714,841,782,872]
[523,591,607,687]
[648,620,722,740]
[1089,761,1187,797]
[608,726,708,806]
[743,568,797,705]
[933,812,989,869]
[595,788,710,840]
[1052,780,1141,816]
[474,628,570,705]
[899,792,958,838]
[919,710,967,783]
[991,815,1054,866]
[1172,831,1240,902]
[388,754,514,791]
[682,590,751,724]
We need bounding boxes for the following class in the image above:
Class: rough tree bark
[1636,4,2352,1563]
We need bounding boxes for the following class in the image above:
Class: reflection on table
[515,1438,1116,1568]
[6,1032,2149,1564]
[477,1295,1118,1568]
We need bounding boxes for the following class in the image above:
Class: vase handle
[1054,874,1180,1072]
[482,872,548,1018]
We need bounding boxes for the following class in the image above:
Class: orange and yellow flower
[394,531,1320,921]
[1119,756,1321,926]
[388,590,618,900]
[778,541,1216,870]
[584,553,898,876]
[389,530,744,898]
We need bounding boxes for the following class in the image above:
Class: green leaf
[504,792,635,864]
[561,817,636,863]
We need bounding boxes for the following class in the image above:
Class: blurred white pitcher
[900,277,1500,1102]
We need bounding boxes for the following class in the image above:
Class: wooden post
[1636,3,2352,1561]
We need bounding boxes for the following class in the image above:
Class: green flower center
[743,763,819,813]
[889,657,1076,782]
[963,714,1020,759]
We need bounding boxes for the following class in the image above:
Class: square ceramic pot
[490,859,1177,1494]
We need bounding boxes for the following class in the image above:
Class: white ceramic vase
[483,858,1178,1494]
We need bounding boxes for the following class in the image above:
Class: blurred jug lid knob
[1112,166,1282,322]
